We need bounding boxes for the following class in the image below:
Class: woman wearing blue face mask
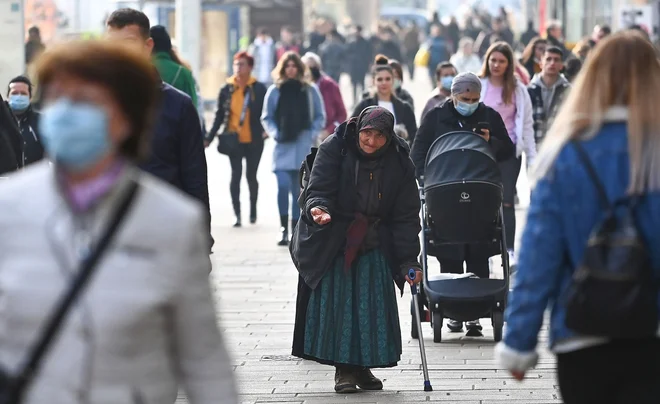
[0,40,238,403]
[410,72,515,334]
[7,75,44,166]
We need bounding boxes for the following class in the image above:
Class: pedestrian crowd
[0,6,659,404]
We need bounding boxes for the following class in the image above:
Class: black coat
[206,79,267,147]
[0,96,20,175]
[140,83,212,249]
[294,120,421,292]
[14,107,44,166]
[411,99,515,179]
[352,95,418,144]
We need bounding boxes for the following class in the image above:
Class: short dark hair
[36,40,161,162]
[28,26,40,35]
[257,26,268,36]
[545,46,564,60]
[436,61,457,78]
[234,51,254,67]
[600,25,612,35]
[106,8,151,39]
[8,75,32,96]
[355,25,363,33]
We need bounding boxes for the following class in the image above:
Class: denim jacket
[496,108,660,371]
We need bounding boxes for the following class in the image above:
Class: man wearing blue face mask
[412,72,515,179]
[421,62,457,120]
[0,92,21,174]
[7,76,44,166]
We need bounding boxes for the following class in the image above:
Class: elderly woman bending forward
[0,41,236,404]
[291,106,423,393]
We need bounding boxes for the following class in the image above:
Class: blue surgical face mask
[454,99,479,116]
[8,94,30,112]
[40,98,111,172]
[394,78,402,90]
[441,76,454,90]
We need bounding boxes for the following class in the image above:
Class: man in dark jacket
[0,93,21,175]
[346,25,372,104]
[7,76,44,166]
[106,8,213,250]
[412,72,514,178]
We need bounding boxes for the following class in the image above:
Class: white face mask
[394,78,402,89]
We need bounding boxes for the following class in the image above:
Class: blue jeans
[275,170,300,220]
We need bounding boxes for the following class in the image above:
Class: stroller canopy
[424,131,501,190]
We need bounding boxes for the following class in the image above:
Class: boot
[232,202,241,228]
[354,368,383,390]
[249,200,257,224]
[334,367,358,394]
[278,215,289,246]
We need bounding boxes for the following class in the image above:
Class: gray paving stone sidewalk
[177,70,557,403]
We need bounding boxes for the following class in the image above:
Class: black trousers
[351,75,365,105]
[557,339,660,404]
[498,155,522,250]
[229,142,264,215]
[438,245,491,279]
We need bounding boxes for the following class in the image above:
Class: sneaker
[354,368,383,390]
[447,319,463,332]
[334,368,358,393]
[465,320,484,337]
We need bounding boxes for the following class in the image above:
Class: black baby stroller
[411,131,510,343]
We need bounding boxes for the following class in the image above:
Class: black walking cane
[408,269,433,392]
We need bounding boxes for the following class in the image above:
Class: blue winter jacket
[504,114,660,355]
[261,83,326,172]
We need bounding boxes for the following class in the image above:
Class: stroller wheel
[492,311,504,342]
[432,312,443,343]
[411,300,419,339]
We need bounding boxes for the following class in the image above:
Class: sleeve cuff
[494,342,539,373]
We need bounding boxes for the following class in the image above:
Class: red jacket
[316,74,347,134]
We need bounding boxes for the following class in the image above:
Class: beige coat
[0,163,236,404]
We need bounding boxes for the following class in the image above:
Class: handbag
[564,141,658,338]
[0,179,141,404]
[217,88,251,157]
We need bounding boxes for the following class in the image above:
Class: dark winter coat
[293,120,421,292]
[352,95,418,144]
[411,99,515,179]
[0,95,21,175]
[13,107,44,166]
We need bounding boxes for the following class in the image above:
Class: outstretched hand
[310,207,331,225]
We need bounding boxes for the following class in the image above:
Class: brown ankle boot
[334,367,358,393]
[354,368,383,390]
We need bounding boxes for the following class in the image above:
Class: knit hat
[150,25,172,53]
[451,72,482,95]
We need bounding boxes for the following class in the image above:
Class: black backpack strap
[572,140,612,211]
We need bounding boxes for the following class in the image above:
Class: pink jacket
[317,75,347,134]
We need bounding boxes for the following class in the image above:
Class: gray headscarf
[451,72,482,95]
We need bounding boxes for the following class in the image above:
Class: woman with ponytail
[351,55,417,144]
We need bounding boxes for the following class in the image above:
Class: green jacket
[153,52,198,106]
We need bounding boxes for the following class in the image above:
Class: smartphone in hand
[474,122,490,134]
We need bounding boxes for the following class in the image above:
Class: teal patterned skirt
[302,250,402,368]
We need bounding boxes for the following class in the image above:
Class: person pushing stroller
[411,72,515,335]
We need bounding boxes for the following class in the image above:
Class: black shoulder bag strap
[572,140,612,211]
[2,179,141,404]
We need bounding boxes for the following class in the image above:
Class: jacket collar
[603,106,628,122]
[530,73,569,89]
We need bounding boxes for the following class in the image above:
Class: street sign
[0,0,26,89]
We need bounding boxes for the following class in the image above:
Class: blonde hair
[532,31,660,193]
